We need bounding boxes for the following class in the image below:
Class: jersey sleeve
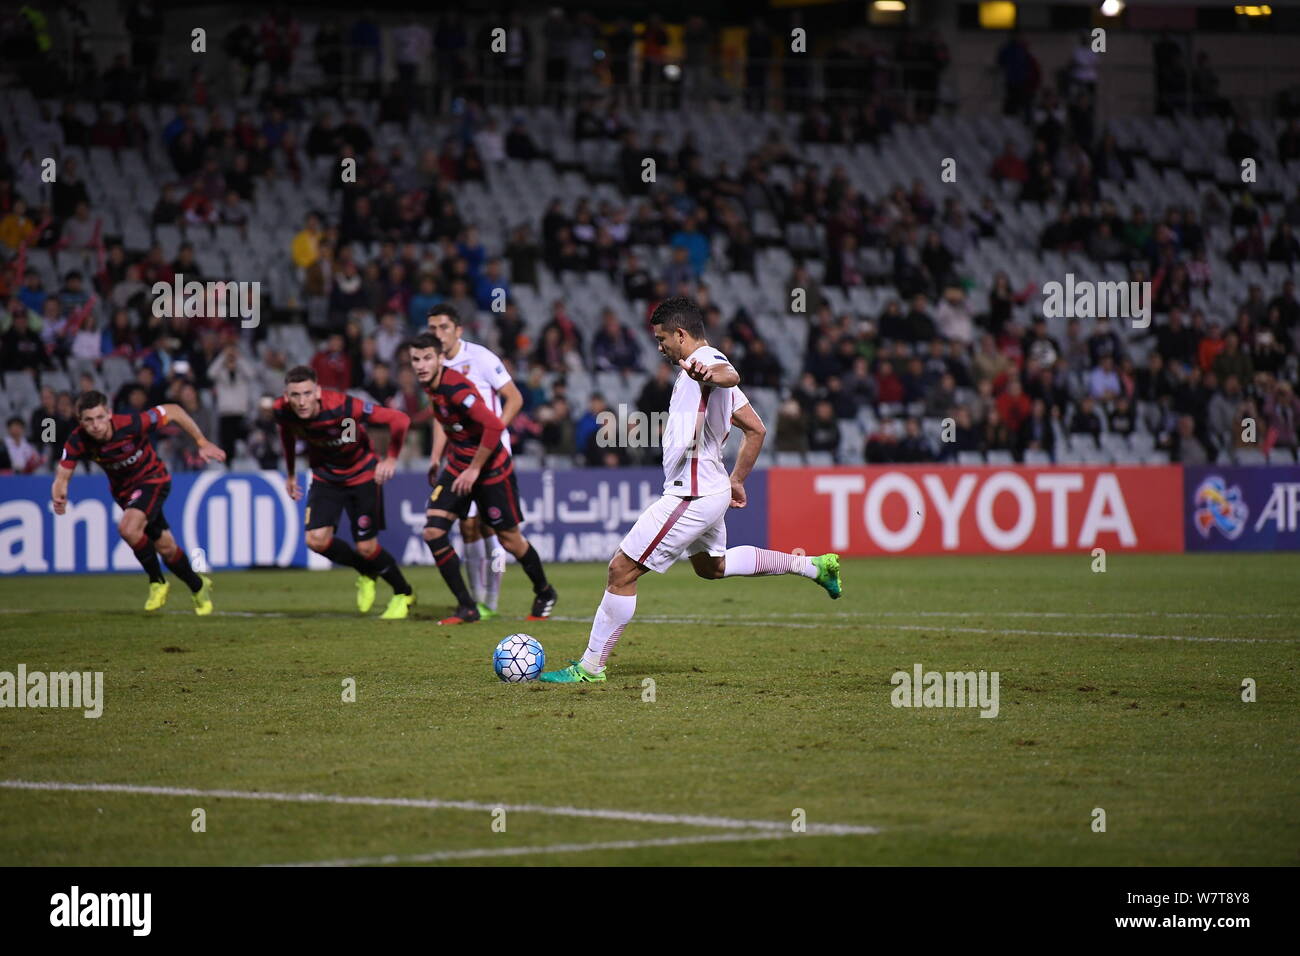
[705,350,738,388]
[58,432,84,469]
[732,386,751,412]
[458,383,505,452]
[481,353,513,392]
[140,405,169,432]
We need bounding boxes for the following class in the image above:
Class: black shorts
[425,467,522,533]
[118,480,171,538]
[305,477,386,541]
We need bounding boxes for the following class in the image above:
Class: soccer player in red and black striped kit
[51,391,225,613]
[275,366,417,619]
[409,332,558,625]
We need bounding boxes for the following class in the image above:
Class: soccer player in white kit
[539,296,842,684]
[427,304,524,620]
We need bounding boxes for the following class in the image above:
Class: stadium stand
[2,6,1299,477]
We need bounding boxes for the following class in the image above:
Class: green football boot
[356,574,377,613]
[379,593,415,620]
[476,602,499,621]
[538,660,607,684]
[812,553,841,600]
[144,580,170,612]
[192,575,214,616]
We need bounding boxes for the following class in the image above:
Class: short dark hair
[285,365,317,385]
[427,302,461,326]
[650,296,705,338]
[6,416,23,429]
[75,390,109,415]
[410,331,443,353]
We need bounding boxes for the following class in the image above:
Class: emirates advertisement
[768,466,1185,556]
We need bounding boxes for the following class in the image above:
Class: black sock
[517,543,550,594]
[363,547,412,596]
[321,538,366,571]
[165,548,204,592]
[133,540,166,584]
[428,539,474,608]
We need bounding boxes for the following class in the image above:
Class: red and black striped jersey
[59,405,171,496]
[274,388,409,487]
[423,367,510,481]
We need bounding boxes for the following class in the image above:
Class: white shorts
[620,491,730,573]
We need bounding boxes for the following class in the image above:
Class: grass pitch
[1,554,1296,866]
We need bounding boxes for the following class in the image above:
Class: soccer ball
[493,634,545,683]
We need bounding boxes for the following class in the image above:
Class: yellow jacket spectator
[291,213,322,269]
[0,200,36,252]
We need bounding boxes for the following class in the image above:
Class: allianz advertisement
[1184,465,1300,551]
[0,468,770,575]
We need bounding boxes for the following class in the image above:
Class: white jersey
[442,339,513,452]
[662,345,748,498]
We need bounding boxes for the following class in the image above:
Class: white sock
[722,545,818,578]
[486,544,505,611]
[464,537,487,604]
[580,590,636,674]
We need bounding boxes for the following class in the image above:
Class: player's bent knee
[356,539,379,557]
[424,512,455,541]
[305,530,333,552]
[608,551,641,587]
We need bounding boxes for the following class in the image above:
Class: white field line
[0,780,878,837]
[270,831,793,867]
[2,608,1292,643]
[549,615,1295,644]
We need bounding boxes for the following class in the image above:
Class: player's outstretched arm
[276,421,300,499]
[50,466,71,515]
[429,418,447,481]
[728,403,767,509]
[162,403,226,464]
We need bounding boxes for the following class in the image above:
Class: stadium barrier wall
[0,468,769,575]
[6,465,1300,574]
